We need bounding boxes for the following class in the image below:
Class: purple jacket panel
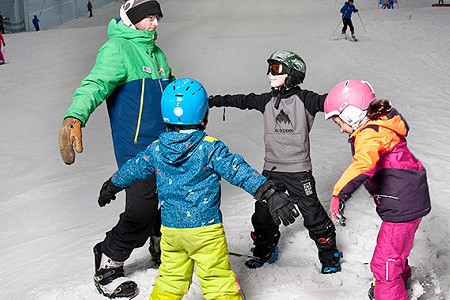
[362,140,431,222]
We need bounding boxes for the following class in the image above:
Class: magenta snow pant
[370,218,422,300]
[0,43,4,62]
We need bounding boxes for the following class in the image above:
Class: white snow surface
[1,0,449,299]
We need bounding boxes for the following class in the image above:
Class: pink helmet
[324,80,376,128]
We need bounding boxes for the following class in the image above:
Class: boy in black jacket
[209,50,341,274]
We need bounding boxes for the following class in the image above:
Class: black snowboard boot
[319,248,342,274]
[245,231,280,269]
[93,242,139,299]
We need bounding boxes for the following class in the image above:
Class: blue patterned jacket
[111,130,267,228]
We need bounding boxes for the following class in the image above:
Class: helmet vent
[175,94,183,97]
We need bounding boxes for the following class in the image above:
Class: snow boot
[93,242,139,299]
[368,279,376,300]
[367,276,411,300]
[319,249,342,274]
[149,235,162,266]
[245,231,280,269]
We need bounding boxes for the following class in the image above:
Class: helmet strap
[274,88,284,109]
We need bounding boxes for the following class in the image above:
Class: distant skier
[98,78,299,299]
[32,15,40,31]
[324,80,431,300]
[87,1,93,18]
[0,30,5,64]
[340,0,358,40]
[0,15,4,34]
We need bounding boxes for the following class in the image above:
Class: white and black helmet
[120,0,163,28]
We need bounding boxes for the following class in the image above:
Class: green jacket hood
[107,18,158,50]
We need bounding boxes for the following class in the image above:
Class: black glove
[354,9,358,12]
[98,178,123,207]
[255,180,300,226]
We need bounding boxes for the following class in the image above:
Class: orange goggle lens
[267,63,285,75]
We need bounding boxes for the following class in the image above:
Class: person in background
[0,30,6,64]
[57,0,174,298]
[87,0,93,18]
[0,15,4,34]
[98,78,299,300]
[32,15,40,31]
[389,0,395,8]
[209,50,342,274]
[340,0,358,39]
[324,80,431,300]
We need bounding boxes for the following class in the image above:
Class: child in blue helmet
[97,78,300,300]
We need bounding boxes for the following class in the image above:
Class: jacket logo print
[303,181,313,196]
[143,66,152,74]
[275,110,294,133]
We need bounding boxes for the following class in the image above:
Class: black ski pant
[342,18,355,34]
[251,170,336,252]
[101,174,161,262]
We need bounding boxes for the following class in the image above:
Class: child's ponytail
[367,99,393,120]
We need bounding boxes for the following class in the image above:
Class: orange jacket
[334,108,431,222]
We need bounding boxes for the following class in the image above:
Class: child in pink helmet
[324,80,431,300]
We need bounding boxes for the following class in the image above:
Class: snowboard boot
[149,235,162,266]
[93,242,139,299]
[314,226,341,274]
[319,248,342,274]
[368,278,375,300]
[245,231,280,269]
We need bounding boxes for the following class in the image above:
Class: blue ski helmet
[161,78,208,126]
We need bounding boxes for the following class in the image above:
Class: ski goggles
[267,63,287,75]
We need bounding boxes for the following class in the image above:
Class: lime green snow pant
[149,224,242,300]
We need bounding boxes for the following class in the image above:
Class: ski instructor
[57,0,175,298]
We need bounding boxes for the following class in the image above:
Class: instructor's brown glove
[58,117,83,165]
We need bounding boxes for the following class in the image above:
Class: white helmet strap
[120,2,136,29]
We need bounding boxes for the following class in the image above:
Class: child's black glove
[354,9,358,12]
[255,180,300,226]
[98,178,123,207]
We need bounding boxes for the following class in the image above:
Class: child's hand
[330,196,346,226]
[98,178,123,207]
[255,180,300,226]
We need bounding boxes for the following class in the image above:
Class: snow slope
[0,0,449,299]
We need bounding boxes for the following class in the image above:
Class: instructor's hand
[58,117,83,165]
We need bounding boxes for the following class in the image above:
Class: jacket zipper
[134,47,166,144]
[150,50,164,93]
[134,78,145,144]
